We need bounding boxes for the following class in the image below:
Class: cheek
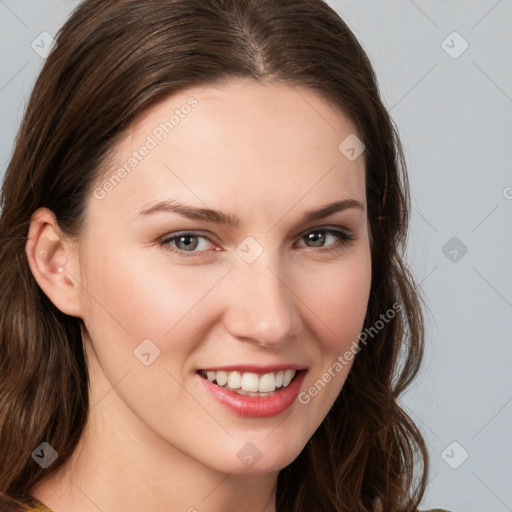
[79,247,227,358]
[295,257,371,419]
[300,255,372,351]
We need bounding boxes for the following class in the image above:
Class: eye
[296,228,354,253]
[159,232,216,257]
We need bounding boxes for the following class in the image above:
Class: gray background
[1,1,511,511]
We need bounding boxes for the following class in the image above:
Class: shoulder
[24,496,54,512]
[28,506,53,512]
[0,495,54,512]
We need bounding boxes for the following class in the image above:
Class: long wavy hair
[0,0,428,510]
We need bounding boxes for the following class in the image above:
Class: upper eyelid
[293,225,352,240]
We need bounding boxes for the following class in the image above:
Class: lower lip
[197,371,307,418]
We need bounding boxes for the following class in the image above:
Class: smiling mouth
[197,369,302,397]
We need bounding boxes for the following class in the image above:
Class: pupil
[307,232,325,247]
[178,235,198,251]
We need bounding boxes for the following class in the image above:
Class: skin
[26,79,372,512]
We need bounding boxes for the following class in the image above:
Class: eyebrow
[139,198,365,227]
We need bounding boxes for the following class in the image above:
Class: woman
[0,0,450,511]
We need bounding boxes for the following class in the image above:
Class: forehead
[91,79,366,225]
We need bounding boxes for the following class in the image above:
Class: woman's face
[76,79,371,475]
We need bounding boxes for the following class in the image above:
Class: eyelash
[158,227,354,258]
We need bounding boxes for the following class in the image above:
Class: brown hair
[0,0,428,510]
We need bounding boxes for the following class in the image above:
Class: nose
[222,254,303,348]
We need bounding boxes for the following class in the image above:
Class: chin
[203,428,310,476]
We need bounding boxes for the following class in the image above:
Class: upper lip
[198,364,307,375]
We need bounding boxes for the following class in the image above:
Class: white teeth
[241,372,260,392]
[282,369,295,387]
[258,372,275,392]
[216,370,228,386]
[202,369,297,393]
[227,371,242,389]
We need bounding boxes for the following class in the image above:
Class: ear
[25,207,83,317]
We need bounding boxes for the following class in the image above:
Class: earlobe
[25,208,83,317]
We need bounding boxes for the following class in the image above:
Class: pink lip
[199,364,306,375]
[197,370,307,418]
